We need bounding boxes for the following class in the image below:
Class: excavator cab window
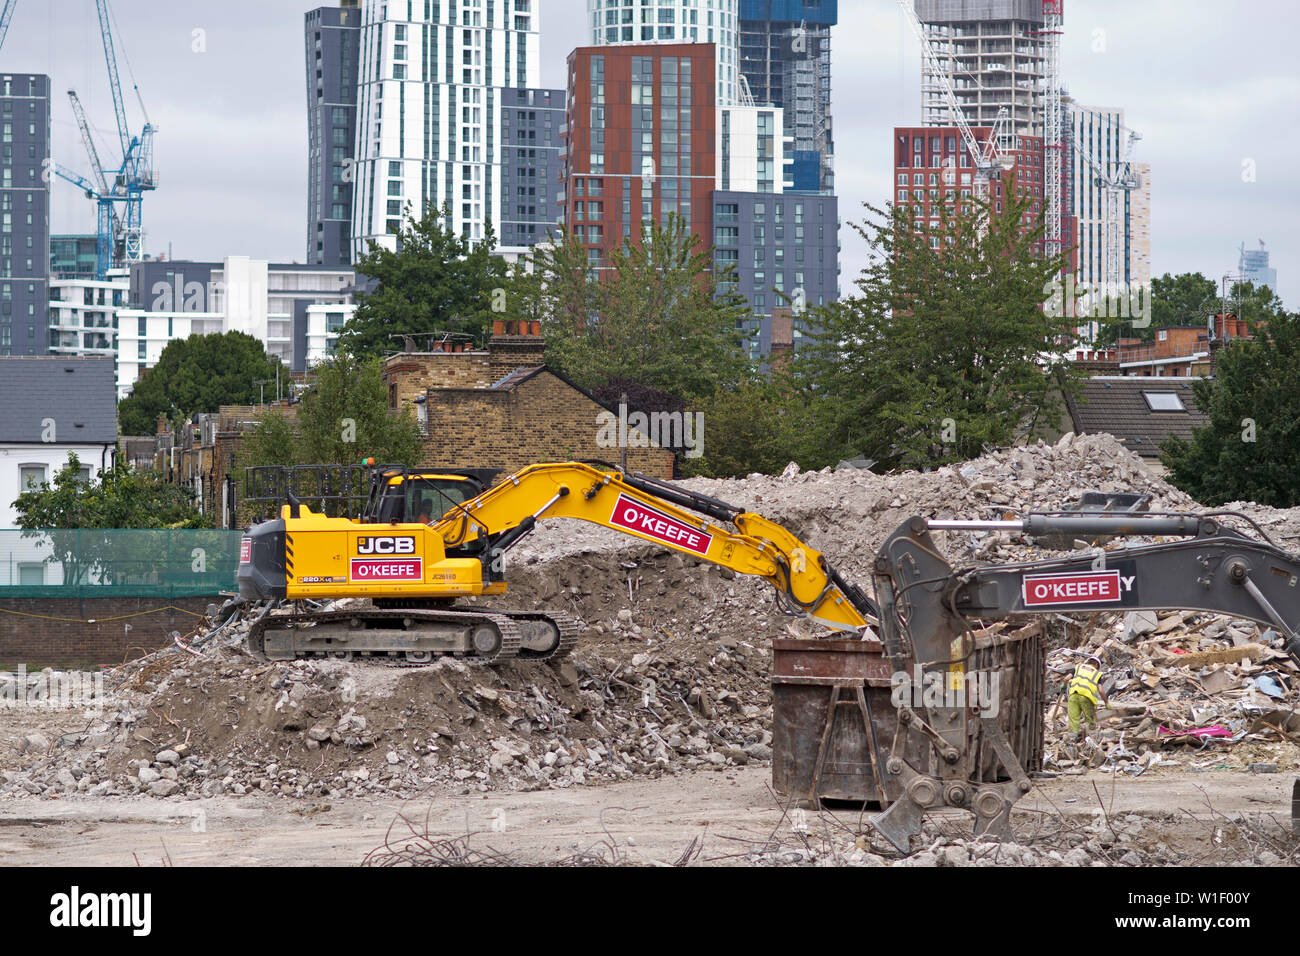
[365,474,481,524]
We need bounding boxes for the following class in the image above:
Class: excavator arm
[432,462,877,632]
[867,512,1300,851]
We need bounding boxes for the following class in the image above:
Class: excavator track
[246,604,581,665]
[472,608,583,661]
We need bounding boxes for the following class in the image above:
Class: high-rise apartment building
[1,73,51,356]
[1239,241,1277,294]
[500,87,564,253]
[713,190,838,358]
[892,124,1045,251]
[913,0,1047,137]
[563,44,719,268]
[1068,104,1146,303]
[350,0,541,256]
[587,0,741,106]
[305,3,362,266]
[738,0,835,193]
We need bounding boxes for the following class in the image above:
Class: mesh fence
[0,529,243,598]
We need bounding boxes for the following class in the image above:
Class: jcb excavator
[236,461,878,663]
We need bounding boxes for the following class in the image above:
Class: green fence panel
[0,529,243,598]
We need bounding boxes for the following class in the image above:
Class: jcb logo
[357,536,416,555]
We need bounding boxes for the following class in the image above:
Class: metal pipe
[928,516,1203,536]
[927,520,1024,531]
[1241,575,1299,642]
[1023,515,1202,537]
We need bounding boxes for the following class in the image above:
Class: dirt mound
[0,558,777,802]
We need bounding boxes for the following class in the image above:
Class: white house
[0,356,118,531]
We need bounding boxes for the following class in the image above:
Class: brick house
[382,322,675,479]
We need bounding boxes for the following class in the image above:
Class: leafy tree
[681,373,820,478]
[528,215,749,404]
[1226,279,1288,327]
[1095,271,1220,345]
[13,453,210,530]
[798,195,1075,472]
[12,454,212,586]
[236,353,423,474]
[118,331,286,435]
[1160,312,1300,506]
[338,202,508,359]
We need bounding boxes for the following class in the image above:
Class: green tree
[1096,273,1287,346]
[118,331,286,435]
[338,202,508,359]
[530,215,749,404]
[1226,279,1288,327]
[681,373,819,478]
[1160,312,1300,506]
[236,353,423,473]
[799,196,1075,472]
[13,453,209,530]
[12,454,211,585]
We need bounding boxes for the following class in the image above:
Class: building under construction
[913,0,1049,137]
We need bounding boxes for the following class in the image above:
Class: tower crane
[65,90,124,273]
[0,0,15,52]
[45,0,157,278]
[896,0,1014,212]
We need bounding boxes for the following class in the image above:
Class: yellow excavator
[236,462,878,663]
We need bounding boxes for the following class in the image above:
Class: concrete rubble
[1,432,1297,866]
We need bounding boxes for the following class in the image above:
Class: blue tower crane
[10,0,157,278]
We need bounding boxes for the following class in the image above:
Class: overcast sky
[5,0,1295,306]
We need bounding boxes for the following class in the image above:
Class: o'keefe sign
[609,494,712,556]
[1022,569,1129,607]
[350,558,423,582]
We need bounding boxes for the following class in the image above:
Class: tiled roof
[1065,376,1208,458]
[0,356,117,445]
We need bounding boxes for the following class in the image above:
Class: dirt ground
[1,764,1294,867]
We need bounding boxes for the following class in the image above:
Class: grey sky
[5,0,1295,306]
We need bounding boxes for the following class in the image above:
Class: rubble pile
[1043,609,1300,775]
[746,808,1294,867]
[3,432,1299,807]
[0,620,776,801]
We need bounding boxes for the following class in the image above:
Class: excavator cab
[360,468,498,525]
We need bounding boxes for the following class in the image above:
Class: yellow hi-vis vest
[1069,663,1102,705]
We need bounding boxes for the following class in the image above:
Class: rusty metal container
[771,631,1045,806]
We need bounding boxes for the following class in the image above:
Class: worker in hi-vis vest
[1066,654,1109,738]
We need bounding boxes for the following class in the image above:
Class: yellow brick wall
[383,353,495,411]
[416,370,675,480]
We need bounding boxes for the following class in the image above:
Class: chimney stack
[488,319,546,378]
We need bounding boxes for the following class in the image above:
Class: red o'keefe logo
[1022,570,1121,606]
[608,494,712,556]
[349,558,423,582]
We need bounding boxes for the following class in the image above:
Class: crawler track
[246,604,581,665]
